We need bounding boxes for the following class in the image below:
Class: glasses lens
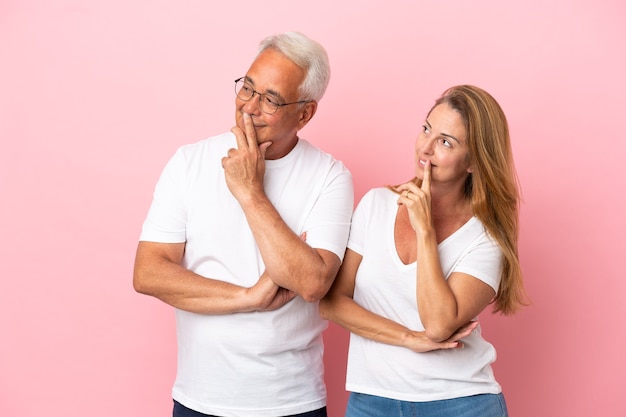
[234,78,279,114]
[260,98,279,115]
[235,79,253,101]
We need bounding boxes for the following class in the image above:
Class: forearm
[320,293,421,349]
[321,293,467,353]
[240,193,336,301]
[133,243,265,314]
[135,266,252,314]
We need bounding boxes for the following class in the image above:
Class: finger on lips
[421,161,431,190]
[243,113,257,148]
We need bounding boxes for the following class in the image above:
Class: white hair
[258,32,331,102]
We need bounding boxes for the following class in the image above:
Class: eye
[264,95,280,107]
[422,124,430,134]
[441,138,453,148]
[241,84,253,93]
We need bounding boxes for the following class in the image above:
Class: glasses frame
[234,77,308,115]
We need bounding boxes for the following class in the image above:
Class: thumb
[259,141,272,158]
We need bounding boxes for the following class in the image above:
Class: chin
[257,137,271,146]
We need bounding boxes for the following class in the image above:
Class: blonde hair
[426,85,528,315]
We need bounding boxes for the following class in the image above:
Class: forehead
[244,49,305,99]
[427,103,467,142]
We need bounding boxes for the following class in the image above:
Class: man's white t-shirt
[345,188,503,402]
[140,133,354,416]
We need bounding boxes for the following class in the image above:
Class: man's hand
[222,112,272,202]
[246,271,296,312]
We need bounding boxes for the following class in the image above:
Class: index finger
[242,112,258,149]
[421,160,432,192]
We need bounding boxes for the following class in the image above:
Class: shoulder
[454,217,504,265]
[295,139,350,172]
[160,133,234,179]
[359,187,396,206]
[353,187,396,217]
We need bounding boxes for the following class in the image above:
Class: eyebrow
[425,119,462,144]
[244,76,285,101]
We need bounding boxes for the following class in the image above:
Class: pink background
[1,1,625,416]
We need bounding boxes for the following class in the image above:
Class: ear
[297,101,318,129]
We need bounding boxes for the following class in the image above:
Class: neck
[265,136,299,160]
[430,184,472,219]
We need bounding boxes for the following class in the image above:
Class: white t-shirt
[345,188,503,402]
[140,133,354,416]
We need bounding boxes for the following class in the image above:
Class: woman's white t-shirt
[346,187,503,402]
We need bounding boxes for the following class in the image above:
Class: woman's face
[414,103,473,188]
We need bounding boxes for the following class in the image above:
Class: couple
[133,31,527,417]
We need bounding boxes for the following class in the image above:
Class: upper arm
[297,247,343,302]
[319,248,362,320]
[316,248,342,281]
[446,271,497,323]
[446,234,502,324]
[133,241,185,292]
[322,248,362,303]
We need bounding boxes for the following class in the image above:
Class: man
[133,32,354,417]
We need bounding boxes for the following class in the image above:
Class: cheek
[414,136,424,153]
[452,156,473,175]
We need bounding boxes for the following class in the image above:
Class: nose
[241,92,262,115]
[419,136,436,154]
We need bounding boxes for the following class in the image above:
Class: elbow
[423,323,456,343]
[133,269,152,295]
[301,286,327,303]
[133,275,145,294]
[296,268,334,303]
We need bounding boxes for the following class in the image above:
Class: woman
[319,85,527,417]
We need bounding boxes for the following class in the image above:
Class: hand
[405,320,478,353]
[260,286,297,311]
[222,113,272,202]
[246,271,296,312]
[396,160,433,233]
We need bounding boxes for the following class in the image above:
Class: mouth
[419,158,435,167]
[241,113,265,129]
[238,113,264,129]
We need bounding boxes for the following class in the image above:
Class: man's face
[235,48,310,160]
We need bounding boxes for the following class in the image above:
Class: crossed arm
[133,215,341,315]
[319,248,478,353]
[394,162,496,342]
[133,241,303,314]
[133,113,342,314]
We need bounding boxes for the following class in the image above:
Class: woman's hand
[396,160,433,234]
[404,321,478,353]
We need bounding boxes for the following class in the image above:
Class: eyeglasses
[234,77,308,115]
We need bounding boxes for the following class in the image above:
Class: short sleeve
[452,234,503,294]
[301,166,354,261]
[139,148,188,243]
[347,189,376,256]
